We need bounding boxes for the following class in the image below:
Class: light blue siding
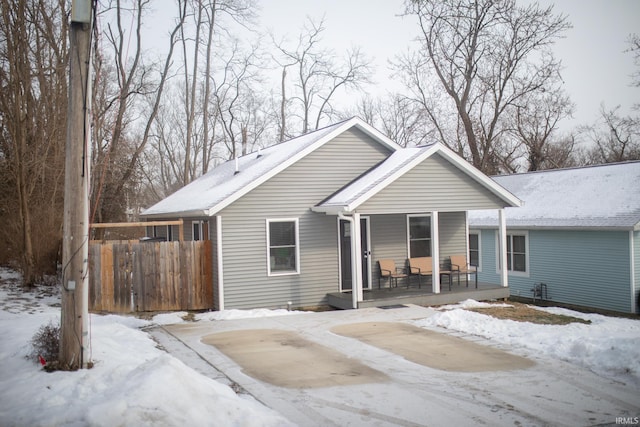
[475,229,633,313]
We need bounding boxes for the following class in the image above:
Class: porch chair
[378,259,408,289]
[408,257,433,288]
[449,254,478,288]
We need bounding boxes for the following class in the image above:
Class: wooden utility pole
[60,0,93,370]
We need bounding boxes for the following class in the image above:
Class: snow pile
[0,271,293,427]
[151,308,305,325]
[415,300,640,388]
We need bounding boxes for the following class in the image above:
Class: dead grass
[467,302,591,325]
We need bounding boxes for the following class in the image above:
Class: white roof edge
[206,118,401,215]
[351,118,403,152]
[141,209,210,219]
[332,143,521,212]
[470,224,637,231]
[346,145,436,211]
[435,144,522,207]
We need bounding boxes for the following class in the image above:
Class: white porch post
[498,209,508,288]
[353,212,364,304]
[216,215,224,310]
[432,211,440,294]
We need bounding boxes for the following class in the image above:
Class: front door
[339,217,370,291]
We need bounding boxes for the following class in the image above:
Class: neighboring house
[469,161,640,314]
[141,118,520,310]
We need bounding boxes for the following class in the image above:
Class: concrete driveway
[155,305,638,426]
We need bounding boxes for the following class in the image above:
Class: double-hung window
[267,219,299,275]
[407,215,431,257]
[507,234,527,273]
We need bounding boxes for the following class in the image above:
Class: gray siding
[357,153,508,214]
[635,231,640,313]
[475,228,634,313]
[370,214,408,287]
[439,212,467,263]
[219,128,392,309]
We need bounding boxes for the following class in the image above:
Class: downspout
[338,211,358,309]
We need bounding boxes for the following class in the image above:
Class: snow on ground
[0,268,294,427]
[414,299,640,389]
[1,267,639,426]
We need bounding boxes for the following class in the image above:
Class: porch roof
[313,143,521,214]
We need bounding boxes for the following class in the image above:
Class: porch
[327,281,509,310]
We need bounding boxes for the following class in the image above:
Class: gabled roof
[141,117,401,218]
[469,161,640,230]
[313,143,522,214]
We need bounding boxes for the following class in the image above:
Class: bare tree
[274,17,373,138]
[510,88,576,171]
[627,33,640,89]
[215,41,269,160]
[399,0,571,174]
[347,93,431,148]
[581,35,640,165]
[583,105,640,164]
[0,0,69,285]
[91,0,184,224]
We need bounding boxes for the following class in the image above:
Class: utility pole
[60,0,93,370]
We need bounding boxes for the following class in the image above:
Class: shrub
[29,320,60,366]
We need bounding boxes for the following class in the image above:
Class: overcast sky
[259,0,640,129]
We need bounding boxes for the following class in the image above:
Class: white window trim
[406,214,432,258]
[469,230,482,273]
[266,218,300,276]
[495,230,530,277]
[192,220,208,241]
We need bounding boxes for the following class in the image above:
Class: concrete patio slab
[203,329,389,388]
[331,321,535,372]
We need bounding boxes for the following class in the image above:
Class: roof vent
[234,157,240,175]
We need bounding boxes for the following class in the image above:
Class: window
[267,219,299,275]
[469,231,480,269]
[507,234,527,272]
[192,221,208,241]
[193,222,201,241]
[407,215,431,257]
[497,232,528,274]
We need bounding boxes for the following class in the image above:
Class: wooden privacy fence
[89,240,214,313]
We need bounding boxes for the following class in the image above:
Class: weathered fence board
[89,240,214,313]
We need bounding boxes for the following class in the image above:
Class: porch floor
[327,280,509,310]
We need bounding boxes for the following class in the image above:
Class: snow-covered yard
[1,267,639,426]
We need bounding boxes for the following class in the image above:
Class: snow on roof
[141,118,400,218]
[469,161,640,229]
[316,146,429,211]
[314,143,521,213]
